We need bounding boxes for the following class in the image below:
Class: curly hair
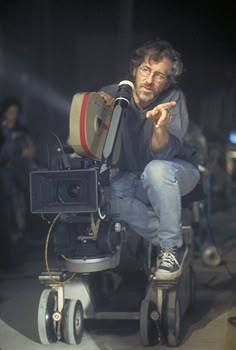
[129,38,183,86]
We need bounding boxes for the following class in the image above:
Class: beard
[134,85,155,105]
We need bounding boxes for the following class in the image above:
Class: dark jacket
[100,84,198,172]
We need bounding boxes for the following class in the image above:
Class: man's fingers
[161,101,176,109]
[98,91,114,106]
[147,107,170,119]
[146,101,176,119]
[146,109,158,118]
[155,114,172,128]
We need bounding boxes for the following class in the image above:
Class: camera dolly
[31,83,202,347]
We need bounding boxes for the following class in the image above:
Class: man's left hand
[146,101,176,128]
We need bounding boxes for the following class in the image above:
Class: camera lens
[67,183,80,199]
[57,180,85,203]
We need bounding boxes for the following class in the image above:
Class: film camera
[30,81,134,218]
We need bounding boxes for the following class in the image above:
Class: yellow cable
[44,213,76,284]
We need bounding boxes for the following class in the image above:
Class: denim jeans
[110,159,200,249]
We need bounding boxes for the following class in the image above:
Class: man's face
[132,56,172,108]
[4,105,19,127]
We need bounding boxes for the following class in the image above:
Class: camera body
[30,167,98,214]
[30,151,116,258]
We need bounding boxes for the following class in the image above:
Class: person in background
[0,97,37,244]
[99,38,200,280]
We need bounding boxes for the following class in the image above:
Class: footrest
[65,248,121,273]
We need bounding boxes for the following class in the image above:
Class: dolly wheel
[37,288,58,344]
[61,299,84,345]
[140,299,160,346]
[165,290,181,347]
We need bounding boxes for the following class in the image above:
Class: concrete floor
[1,207,236,350]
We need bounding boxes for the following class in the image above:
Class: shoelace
[159,248,181,269]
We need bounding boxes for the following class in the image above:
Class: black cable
[47,132,71,169]
[51,131,64,154]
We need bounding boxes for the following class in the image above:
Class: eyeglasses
[139,65,169,82]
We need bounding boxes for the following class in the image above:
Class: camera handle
[98,80,134,186]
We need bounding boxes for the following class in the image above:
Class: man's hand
[146,101,176,128]
[98,91,114,107]
[146,101,176,149]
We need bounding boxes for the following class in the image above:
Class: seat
[181,180,205,208]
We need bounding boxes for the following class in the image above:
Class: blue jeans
[110,159,200,249]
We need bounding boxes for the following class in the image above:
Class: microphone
[114,80,134,108]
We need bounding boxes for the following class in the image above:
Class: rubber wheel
[140,299,159,346]
[61,299,84,345]
[37,288,58,344]
[165,290,181,347]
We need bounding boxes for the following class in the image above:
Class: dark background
[0,0,236,165]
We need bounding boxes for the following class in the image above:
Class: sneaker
[155,244,189,280]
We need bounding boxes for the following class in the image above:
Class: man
[99,39,200,280]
